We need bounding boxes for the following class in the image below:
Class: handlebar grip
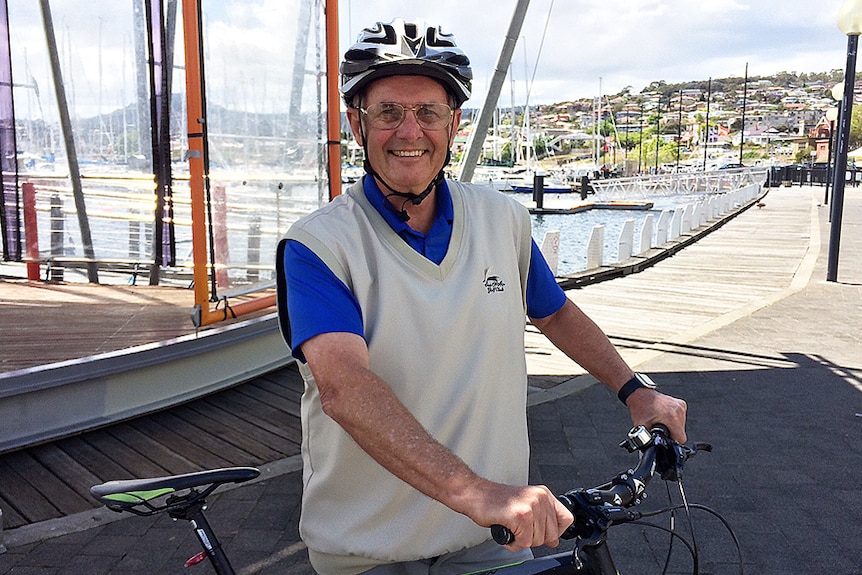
[490,524,514,545]
[650,423,671,438]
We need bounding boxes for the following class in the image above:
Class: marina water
[516,192,723,276]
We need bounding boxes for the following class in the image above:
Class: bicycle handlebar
[491,425,708,546]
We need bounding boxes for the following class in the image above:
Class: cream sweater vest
[286,180,533,574]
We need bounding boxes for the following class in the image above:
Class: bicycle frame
[167,495,236,574]
[480,545,616,575]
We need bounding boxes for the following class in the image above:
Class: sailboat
[0,0,341,452]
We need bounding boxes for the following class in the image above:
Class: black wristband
[617,373,657,405]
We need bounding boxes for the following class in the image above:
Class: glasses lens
[363,103,452,130]
[415,104,452,129]
[366,103,405,129]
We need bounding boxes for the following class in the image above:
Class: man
[277,18,687,575]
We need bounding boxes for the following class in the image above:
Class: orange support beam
[182,0,219,327]
[182,0,340,326]
[326,0,341,199]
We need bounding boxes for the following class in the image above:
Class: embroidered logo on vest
[483,269,506,293]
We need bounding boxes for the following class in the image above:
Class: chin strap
[356,116,452,222]
[363,151,450,222]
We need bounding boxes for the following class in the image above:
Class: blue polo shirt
[282,176,567,359]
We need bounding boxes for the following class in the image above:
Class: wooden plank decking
[0,363,304,530]
[0,279,275,374]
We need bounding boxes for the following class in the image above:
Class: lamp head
[837,0,862,35]
[832,82,845,101]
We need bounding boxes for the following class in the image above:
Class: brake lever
[656,438,713,481]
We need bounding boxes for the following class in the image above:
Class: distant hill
[631,69,845,100]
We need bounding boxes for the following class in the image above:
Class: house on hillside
[809,115,833,163]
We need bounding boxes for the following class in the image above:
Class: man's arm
[530,299,687,442]
[301,331,573,550]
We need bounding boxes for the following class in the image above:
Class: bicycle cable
[635,498,745,575]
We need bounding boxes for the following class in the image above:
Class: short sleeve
[281,239,364,361]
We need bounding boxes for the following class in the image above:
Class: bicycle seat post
[170,499,236,575]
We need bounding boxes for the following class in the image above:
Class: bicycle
[90,466,260,575]
[90,426,738,575]
[487,425,741,575]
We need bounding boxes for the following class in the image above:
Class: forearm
[302,332,486,517]
[532,300,688,442]
[531,299,633,390]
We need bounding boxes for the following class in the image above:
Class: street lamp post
[825,106,839,205]
[654,97,661,174]
[828,0,862,282]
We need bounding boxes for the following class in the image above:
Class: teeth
[393,150,424,157]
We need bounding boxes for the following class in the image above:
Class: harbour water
[516,192,718,276]
[530,206,647,274]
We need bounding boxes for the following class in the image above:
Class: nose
[395,108,424,138]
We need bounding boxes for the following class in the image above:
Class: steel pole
[826,118,836,205]
[40,0,98,282]
[827,33,858,282]
[458,0,530,182]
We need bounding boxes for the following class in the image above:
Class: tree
[795,147,813,164]
[850,105,862,151]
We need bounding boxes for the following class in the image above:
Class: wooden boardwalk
[0,279,274,374]
[0,184,829,533]
[0,364,303,531]
[0,276,289,530]
[525,185,819,376]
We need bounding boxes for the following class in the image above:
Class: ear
[448,108,463,147]
[347,108,364,146]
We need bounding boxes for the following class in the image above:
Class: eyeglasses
[359,102,454,131]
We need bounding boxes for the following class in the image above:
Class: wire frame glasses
[359,102,454,130]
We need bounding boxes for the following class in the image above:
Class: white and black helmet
[340,18,473,107]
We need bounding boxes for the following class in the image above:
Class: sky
[6,0,854,121]
[340,0,853,107]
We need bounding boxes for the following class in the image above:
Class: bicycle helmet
[340,18,472,107]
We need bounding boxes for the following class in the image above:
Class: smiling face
[347,75,462,196]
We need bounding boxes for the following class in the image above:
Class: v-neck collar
[352,178,464,281]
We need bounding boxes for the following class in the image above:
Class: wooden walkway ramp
[0,364,303,531]
[524,185,818,377]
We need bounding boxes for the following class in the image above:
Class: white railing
[537,180,765,278]
[580,183,763,272]
[589,168,768,200]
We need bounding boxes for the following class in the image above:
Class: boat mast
[325,0,341,199]
[458,0,530,182]
[703,77,711,171]
[596,77,602,168]
[39,0,98,282]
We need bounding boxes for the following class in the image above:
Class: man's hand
[462,482,574,551]
[625,388,687,443]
